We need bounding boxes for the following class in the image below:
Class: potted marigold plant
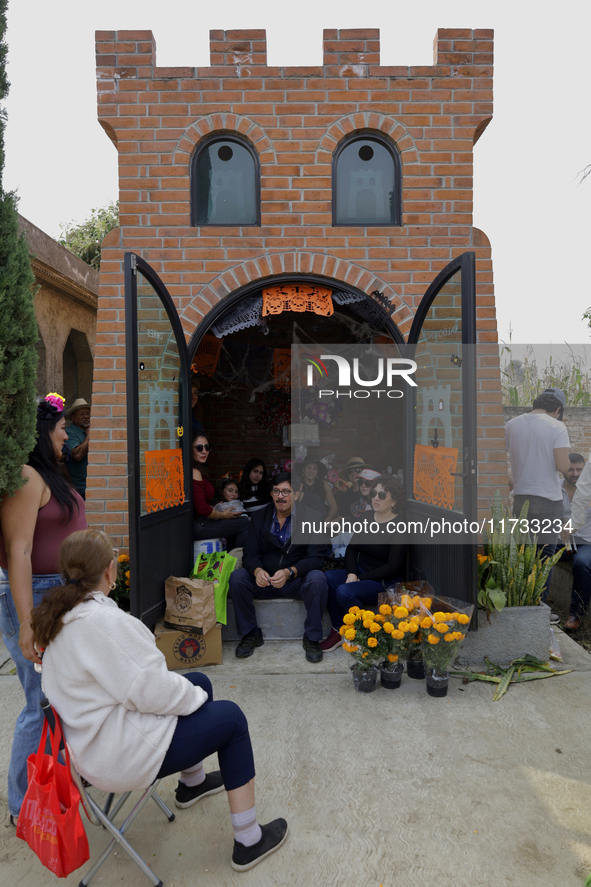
[380,583,434,680]
[340,607,388,693]
[420,596,473,697]
[111,552,130,611]
[378,597,422,689]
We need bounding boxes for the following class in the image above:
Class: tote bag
[16,713,89,878]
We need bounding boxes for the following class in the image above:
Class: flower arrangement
[340,607,388,671]
[301,385,343,428]
[420,596,474,695]
[380,583,434,673]
[45,392,65,411]
[378,595,424,670]
[111,552,130,610]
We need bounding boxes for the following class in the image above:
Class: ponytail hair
[32,529,115,647]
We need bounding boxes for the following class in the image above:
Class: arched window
[333,133,401,226]
[191,135,260,226]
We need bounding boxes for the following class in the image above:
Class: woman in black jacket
[320,475,407,652]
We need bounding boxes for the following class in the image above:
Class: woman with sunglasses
[320,475,407,652]
[192,433,250,550]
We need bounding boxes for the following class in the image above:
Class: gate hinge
[130,254,137,274]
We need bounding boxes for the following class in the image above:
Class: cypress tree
[0,0,39,497]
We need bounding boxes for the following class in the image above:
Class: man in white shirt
[505,388,571,603]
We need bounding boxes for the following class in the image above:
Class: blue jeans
[551,543,591,617]
[0,569,63,817]
[325,569,398,629]
[156,673,255,792]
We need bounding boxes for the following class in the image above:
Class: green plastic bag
[191,551,237,625]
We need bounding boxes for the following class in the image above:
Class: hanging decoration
[412,444,459,510]
[145,449,185,513]
[210,296,268,338]
[192,335,222,376]
[262,284,334,317]
[273,349,307,390]
[256,389,292,438]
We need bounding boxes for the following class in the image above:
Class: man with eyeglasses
[229,472,330,663]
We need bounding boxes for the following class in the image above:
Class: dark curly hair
[369,475,407,516]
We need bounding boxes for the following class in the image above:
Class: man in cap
[66,398,91,499]
[334,457,378,519]
[505,387,571,609]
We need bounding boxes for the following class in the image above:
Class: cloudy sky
[3,0,589,342]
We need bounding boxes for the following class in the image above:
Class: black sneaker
[302,633,323,663]
[231,818,288,872]
[175,771,224,809]
[235,628,264,658]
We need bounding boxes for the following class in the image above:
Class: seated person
[334,457,379,519]
[321,475,407,652]
[556,453,591,631]
[229,472,331,664]
[238,459,272,517]
[216,478,248,516]
[32,529,288,872]
[330,468,381,558]
[192,433,249,550]
[295,456,338,521]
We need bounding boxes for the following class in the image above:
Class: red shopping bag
[16,711,89,877]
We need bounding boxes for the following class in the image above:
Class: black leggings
[156,673,256,792]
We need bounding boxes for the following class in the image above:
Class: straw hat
[66,398,91,417]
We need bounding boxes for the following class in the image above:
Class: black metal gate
[124,254,193,625]
[404,252,478,619]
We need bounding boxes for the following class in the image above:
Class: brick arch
[315,113,419,166]
[178,252,415,341]
[172,113,276,166]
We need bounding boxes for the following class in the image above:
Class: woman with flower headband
[0,393,87,823]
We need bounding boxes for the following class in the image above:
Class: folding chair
[40,697,175,887]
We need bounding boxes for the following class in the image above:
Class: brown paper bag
[164,576,217,637]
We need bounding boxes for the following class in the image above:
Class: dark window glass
[334,137,399,226]
[194,139,258,225]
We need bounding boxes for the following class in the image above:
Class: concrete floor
[2,631,591,887]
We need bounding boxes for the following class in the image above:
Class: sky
[3,0,589,343]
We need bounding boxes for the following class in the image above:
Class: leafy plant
[111,552,130,610]
[500,344,591,407]
[483,492,565,607]
[59,201,119,271]
[477,553,506,614]
[0,0,39,498]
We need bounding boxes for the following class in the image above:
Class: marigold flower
[383,622,394,634]
[373,614,384,623]
[420,617,432,629]
[339,625,347,635]
[398,621,410,632]
[370,622,381,633]
[391,629,404,640]
[408,622,419,633]
[387,653,398,663]
[125,571,130,579]
[454,631,466,641]
[363,619,373,629]
[343,642,354,652]
[433,612,447,623]
[362,652,368,658]
[343,613,356,624]
[422,597,432,609]
[380,604,392,615]
[458,613,471,625]
[449,612,460,622]
[427,633,440,645]
[345,628,356,641]
[367,636,378,648]
[394,606,408,619]
[435,623,449,633]
[349,606,360,615]
[444,633,456,642]
[400,594,414,611]
[118,553,130,563]
[412,595,421,608]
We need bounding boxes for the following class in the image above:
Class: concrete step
[222,597,332,641]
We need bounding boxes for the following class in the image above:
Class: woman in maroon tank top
[0,393,87,821]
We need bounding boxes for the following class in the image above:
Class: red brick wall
[89,27,502,546]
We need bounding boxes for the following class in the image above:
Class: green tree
[0,0,39,497]
[59,201,119,271]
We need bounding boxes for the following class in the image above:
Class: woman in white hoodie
[31,529,287,872]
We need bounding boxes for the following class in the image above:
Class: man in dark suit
[230,472,330,663]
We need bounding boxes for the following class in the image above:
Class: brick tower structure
[90,28,503,547]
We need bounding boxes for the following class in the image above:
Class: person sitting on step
[229,472,331,663]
